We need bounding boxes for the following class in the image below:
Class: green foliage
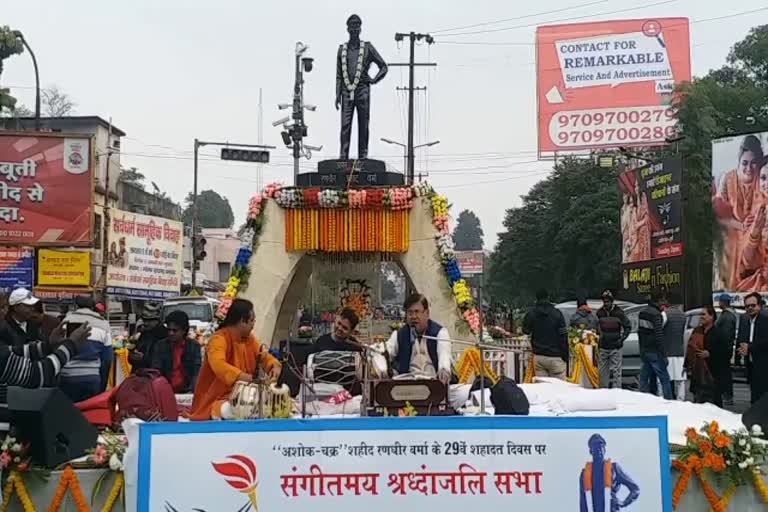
[0,26,24,115]
[452,209,484,250]
[181,189,235,229]
[119,167,146,188]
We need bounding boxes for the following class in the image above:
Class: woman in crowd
[189,299,281,420]
[714,135,764,289]
[685,306,731,407]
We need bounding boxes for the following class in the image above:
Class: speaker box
[743,392,768,434]
[8,386,98,468]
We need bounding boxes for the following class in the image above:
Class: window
[218,262,231,283]
[94,214,102,249]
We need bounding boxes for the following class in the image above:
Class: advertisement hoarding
[37,248,91,287]
[619,158,683,264]
[106,209,183,300]
[622,257,682,297]
[0,133,93,245]
[0,247,34,291]
[137,416,671,512]
[536,18,691,154]
[455,251,484,276]
[712,132,768,297]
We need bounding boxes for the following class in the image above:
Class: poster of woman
[712,132,768,293]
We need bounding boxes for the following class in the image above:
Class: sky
[3,0,768,248]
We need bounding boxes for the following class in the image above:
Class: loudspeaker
[8,386,98,468]
[743,392,768,434]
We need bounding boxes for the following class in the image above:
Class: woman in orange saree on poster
[736,162,768,292]
[629,180,651,262]
[714,135,764,289]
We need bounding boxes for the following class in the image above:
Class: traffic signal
[194,236,207,261]
[220,147,270,163]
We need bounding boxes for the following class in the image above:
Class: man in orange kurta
[189,299,281,420]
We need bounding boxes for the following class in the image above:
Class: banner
[622,257,682,297]
[106,209,183,299]
[37,248,91,287]
[536,18,691,154]
[138,416,672,512]
[0,133,93,245]
[712,132,768,295]
[455,250,484,276]
[0,247,34,291]
[619,158,683,264]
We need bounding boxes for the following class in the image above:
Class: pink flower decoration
[93,445,108,465]
[0,452,11,468]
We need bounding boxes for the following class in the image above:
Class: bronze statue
[336,14,388,161]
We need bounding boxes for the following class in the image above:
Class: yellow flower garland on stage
[1,471,34,512]
[107,348,132,389]
[523,352,535,384]
[455,348,499,385]
[567,344,600,388]
[285,208,409,252]
[100,472,125,512]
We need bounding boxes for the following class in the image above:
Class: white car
[162,296,221,332]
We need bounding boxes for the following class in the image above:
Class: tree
[182,190,235,229]
[453,209,484,250]
[41,85,76,117]
[0,27,24,114]
[119,167,146,189]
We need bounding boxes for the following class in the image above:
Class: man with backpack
[523,289,568,380]
[596,290,631,389]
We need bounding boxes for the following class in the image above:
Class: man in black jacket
[638,291,673,399]
[596,290,631,389]
[737,292,768,404]
[717,293,737,405]
[148,310,201,393]
[523,289,568,380]
[129,303,168,369]
[0,288,44,348]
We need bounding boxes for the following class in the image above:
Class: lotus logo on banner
[63,138,90,175]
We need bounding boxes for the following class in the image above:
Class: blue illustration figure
[579,434,640,512]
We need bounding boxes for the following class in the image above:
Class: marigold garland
[455,348,499,385]
[523,352,535,384]
[47,465,89,512]
[1,471,35,512]
[101,472,125,512]
[567,344,600,388]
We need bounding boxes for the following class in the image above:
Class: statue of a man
[336,14,388,161]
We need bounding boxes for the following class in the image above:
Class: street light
[12,31,40,130]
[380,138,440,176]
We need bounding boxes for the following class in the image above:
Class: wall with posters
[0,133,94,245]
[536,18,691,155]
[619,158,683,298]
[711,132,768,297]
[106,209,183,300]
[37,249,91,287]
[0,247,34,291]
[137,416,671,512]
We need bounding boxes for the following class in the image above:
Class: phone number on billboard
[548,106,677,148]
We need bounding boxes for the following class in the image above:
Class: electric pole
[390,32,436,184]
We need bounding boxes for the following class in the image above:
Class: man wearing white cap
[0,288,45,348]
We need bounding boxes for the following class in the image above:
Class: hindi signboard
[455,251,484,276]
[536,18,691,155]
[37,248,91,287]
[711,132,768,297]
[0,247,34,291]
[138,416,671,512]
[0,133,93,245]
[106,209,183,300]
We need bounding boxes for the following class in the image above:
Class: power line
[436,0,678,37]
[431,0,609,34]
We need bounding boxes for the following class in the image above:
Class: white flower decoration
[752,424,763,436]
[109,453,124,471]
[739,438,747,447]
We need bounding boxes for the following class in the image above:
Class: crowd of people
[522,287,768,408]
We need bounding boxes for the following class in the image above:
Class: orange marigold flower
[698,439,713,455]
[686,427,699,442]
[687,454,701,469]
[714,434,730,449]
[710,454,726,472]
[708,421,720,438]
[702,453,718,469]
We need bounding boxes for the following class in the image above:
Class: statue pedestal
[295,159,405,188]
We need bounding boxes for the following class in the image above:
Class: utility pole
[391,32,436,184]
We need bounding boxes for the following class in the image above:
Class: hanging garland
[1,472,34,512]
[47,466,89,512]
[456,348,499,385]
[566,328,600,388]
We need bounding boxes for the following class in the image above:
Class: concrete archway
[241,198,465,346]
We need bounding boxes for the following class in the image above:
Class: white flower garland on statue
[341,41,366,100]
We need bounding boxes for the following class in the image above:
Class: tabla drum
[307,350,360,386]
[229,381,265,419]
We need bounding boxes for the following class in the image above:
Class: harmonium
[367,379,455,416]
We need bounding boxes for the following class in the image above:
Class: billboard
[0,133,93,245]
[712,132,768,295]
[619,158,683,264]
[0,247,34,291]
[37,248,91,287]
[455,251,484,276]
[536,18,691,154]
[106,209,183,300]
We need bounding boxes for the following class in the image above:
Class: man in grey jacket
[661,299,687,401]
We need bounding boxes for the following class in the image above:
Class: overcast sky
[3,1,767,248]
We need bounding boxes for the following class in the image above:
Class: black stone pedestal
[296,159,405,188]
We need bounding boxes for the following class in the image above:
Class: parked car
[162,296,221,333]
[684,307,747,383]
[554,300,642,387]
